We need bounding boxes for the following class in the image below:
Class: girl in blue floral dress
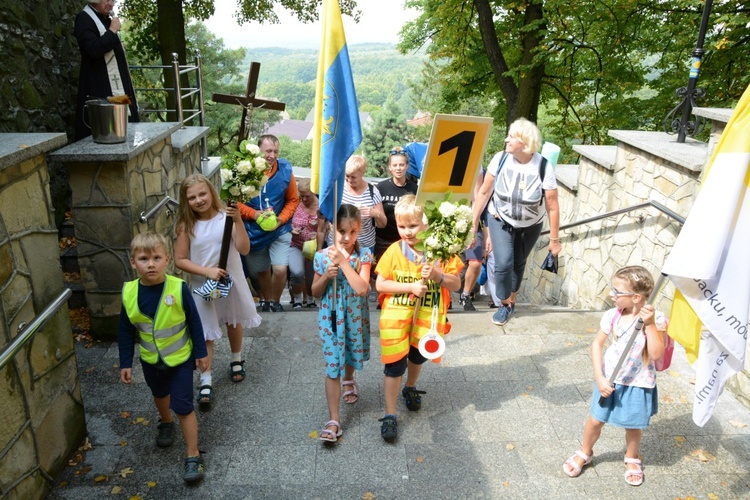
[311,204,372,443]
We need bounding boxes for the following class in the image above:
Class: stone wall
[0,135,85,498]
[518,132,704,316]
[0,0,80,136]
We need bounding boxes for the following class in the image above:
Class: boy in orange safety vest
[374,194,463,441]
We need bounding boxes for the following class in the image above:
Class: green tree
[279,136,313,168]
[361,98,417,177]
[400,0,750,160]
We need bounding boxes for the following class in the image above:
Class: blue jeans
[486,216,543,302]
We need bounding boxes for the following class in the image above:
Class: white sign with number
[415,114,494,206]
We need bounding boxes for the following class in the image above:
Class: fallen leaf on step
[94,475,108,483]
[84,366,95,373]
[120,441,128,447]
[362,493,376,500]
[147,481,157,488]
[680,395,688,403]
[75,466,92,476]
[707,493,719,500]
[526,385,534,391]
[140,420,150,426]
[521,392,530,397]
[688,449,716,462]
[133,417,145,424]
[129,496,142,500]
[586,328,595,333]
[675,436,685,447]
[505,443,515,450]
[503,481,510,487]
[416,456,424,463]
[668,370,680,378]
[308,430,319,439]
[120,467,134,478]
[662,394,673,403]
[120,411,131,419]
[111,486,122,494]
[728,419,747,428]
[565,342,574,347]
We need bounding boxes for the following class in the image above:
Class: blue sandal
[379,415,398,441]
[230,361,246,383]
[197,385,213,406]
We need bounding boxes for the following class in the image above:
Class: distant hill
[236,43,426,119]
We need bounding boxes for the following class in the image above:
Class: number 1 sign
[415,114,493,206]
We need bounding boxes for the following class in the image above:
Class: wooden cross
[211,62,286,145]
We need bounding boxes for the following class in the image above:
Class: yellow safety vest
[122,275,192,367]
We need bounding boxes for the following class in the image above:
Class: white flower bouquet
[219,139,269,201]
[417,192,475,263]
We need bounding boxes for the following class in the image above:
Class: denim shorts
[590,382,658,429]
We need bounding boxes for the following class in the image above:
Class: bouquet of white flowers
[219,139,270,201]
[416,192,475,263]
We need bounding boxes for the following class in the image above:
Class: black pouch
[541,251,558,274]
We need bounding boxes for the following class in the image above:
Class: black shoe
[269,301,285,312]
[292,302,302,309]
[155,421,174,448]
[260,300,270,312]
[402,386,426,411]
[183,456,205,483]
[379,415,398,441]
[459,293,476,311]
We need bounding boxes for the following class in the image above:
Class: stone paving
[48,299,750,499]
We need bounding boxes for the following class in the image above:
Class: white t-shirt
[487,151,557,228]
[600,307,668,389]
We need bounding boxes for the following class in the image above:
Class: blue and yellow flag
[311,0,362,222]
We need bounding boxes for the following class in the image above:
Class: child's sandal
[318,420,342,443]
[624,457,644,486]
[230,360,246,383]
[563,450,592,477]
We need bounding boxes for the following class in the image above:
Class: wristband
[438,273,445,286]
[550,237,560,241]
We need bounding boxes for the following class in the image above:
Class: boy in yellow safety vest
[375,194,463,441]
[119,232,209,483]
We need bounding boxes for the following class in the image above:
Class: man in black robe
[74,0,139,140]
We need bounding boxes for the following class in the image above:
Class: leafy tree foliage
[400,0,750,161]
[279,136,313,167]
[361,98,417,177]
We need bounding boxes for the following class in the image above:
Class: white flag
[662,84,750,427]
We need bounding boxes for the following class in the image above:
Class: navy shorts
[383,346,428,377]
[140,358,195,416]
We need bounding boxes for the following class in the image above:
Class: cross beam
[211,62,286,144]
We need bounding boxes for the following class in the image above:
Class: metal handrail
[130,49,208,162]
[140,195,179,223]
[0,289,72,371]
[541,200,685,236]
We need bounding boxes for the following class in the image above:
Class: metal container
[84,99,128,144]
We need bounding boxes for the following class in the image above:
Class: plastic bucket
[84,99,127,144]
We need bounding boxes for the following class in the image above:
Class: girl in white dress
[175,174,261,406]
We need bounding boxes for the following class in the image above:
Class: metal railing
[140,195,179,223]
[0,289,72,371]
[541,200,685,236]
[131,50,208,162]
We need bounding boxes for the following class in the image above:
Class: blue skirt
[590,383,658,429]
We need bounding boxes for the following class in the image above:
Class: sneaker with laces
[459,293,476,311]
[260,300,270,312]
[492,304,515,326]
[269,301,285,312]
[155,421,174,448]
[292,302,302,309]
[183,456,205,483]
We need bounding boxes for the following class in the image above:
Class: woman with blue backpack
[470,118,562,326]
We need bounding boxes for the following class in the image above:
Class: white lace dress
[189,211,261,340]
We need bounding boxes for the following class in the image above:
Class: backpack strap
[368,183,374,203]
[539,156,548,205]
[489,152,509,217]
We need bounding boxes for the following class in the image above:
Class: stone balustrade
[0,133,85,498]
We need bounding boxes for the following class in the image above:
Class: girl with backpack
[470,118,562,326]
[563,265,669,486]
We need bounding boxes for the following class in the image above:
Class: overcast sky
[203,0,420,49]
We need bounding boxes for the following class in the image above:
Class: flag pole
[598,273,669,406]
[331,179,338,333]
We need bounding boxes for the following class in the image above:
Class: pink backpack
[610,310,673,371]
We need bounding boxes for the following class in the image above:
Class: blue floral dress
[313,247,373,378]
